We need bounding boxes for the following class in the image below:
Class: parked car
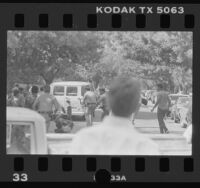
[50,81,91,118]
[170,95,190,124]
[7,107,74,154]
[178,97,192,128]
[168,94,189,122]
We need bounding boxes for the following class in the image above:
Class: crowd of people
[6,83,113,133]
[6,76,192,155]
[7,84,73,133]
[7,78,192,141]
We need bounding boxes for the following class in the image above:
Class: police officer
[33,85,61,132]
[98,87,109,121]
[83,85,97,126]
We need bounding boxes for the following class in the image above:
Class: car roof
[51,81,90,86]
[7,107,45,123]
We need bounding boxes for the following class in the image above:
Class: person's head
[108,76,141,118]
[44,85,51,93]
[14,84,19,88]
[40,86,44,92]
[85,85,91,91]
[31,85,39,95]
[19,87,24,94]
[157,83,164,91]
[99,87,105,95]
[13,88,19,97]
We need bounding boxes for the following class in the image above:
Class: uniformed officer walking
[33,85,61,132]
[83,85,97,126]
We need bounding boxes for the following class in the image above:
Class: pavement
[48,101,192,155]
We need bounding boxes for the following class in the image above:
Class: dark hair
[19,87,24,92]
[44,85,51,93]
[99,88,105,92]
[85,86,91,91]
[13,89,19,97]
[31,85,39,94]
[40,86,44,91]
[108,76,141,117]
[157,83,164,90]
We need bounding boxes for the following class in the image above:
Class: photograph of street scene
[7,31,192,155]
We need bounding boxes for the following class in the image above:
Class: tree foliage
[7,31,192,93]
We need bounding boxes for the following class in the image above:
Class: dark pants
[157,108,168,133]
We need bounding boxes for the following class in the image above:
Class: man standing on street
[83,85,97,126]
[69,76,159,155]
[33,85,61,132]
[98,87,109,121]
[151,83,171,134]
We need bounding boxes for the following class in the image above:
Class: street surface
[48,101,192,155]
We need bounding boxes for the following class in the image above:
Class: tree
[7,31,103,91]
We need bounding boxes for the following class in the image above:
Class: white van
[50,81,91,117]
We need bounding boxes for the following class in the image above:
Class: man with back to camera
[151,83,171,134]
[68,76,159,155]
[33,85,61,132]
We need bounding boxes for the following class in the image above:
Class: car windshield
[7,123,31,154]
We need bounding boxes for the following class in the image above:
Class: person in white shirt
[68,76,160,155]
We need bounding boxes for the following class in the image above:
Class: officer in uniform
[83,85,97,126]
[98,87,109,121]
[33,85,61,132]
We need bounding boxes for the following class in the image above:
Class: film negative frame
[0,3,200,182]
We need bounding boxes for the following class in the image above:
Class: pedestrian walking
[151,83,171,134]
[83,85,97,126]
[32,85,61,132]
[98,87,109,121]
[68,76,159,155]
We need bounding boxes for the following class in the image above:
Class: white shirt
[68,115,160,155]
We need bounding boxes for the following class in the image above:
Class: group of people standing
[7,84,64,132]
